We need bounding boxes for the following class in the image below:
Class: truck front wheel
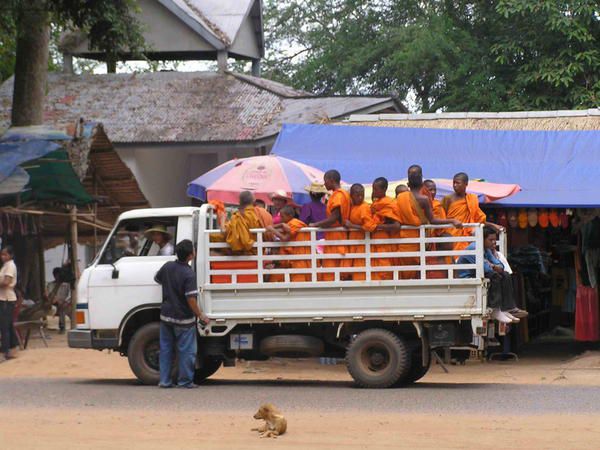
[127,322,163,385]
[346,329,410,388]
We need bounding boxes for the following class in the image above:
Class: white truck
[69,205,500,388]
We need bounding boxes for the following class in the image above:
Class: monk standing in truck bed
[310,170,351,281]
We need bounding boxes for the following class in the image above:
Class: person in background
[155,239,209,388]
[254,199,266,209]
[46,267,71,333]
[457,226,527,323]
[145,225,174,256]
[300,182,327,239]
[270,190,294,225]
[0,246,18,360]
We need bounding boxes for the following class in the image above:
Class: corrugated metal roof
[0,71,395,144]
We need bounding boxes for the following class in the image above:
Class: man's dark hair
[1,245,14,257]
[483,226,497,239]
[324,169,341,183]
[454,172,469,183]
[254,199,266,208]
[52,267,62,279]
[175,239,194,262]
[373,177,388,190]
[424,179,435,186]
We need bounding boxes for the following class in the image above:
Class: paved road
[3,377,600,415]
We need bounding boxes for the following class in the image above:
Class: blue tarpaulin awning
[272,123,600,208]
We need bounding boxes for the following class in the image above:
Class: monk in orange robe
[223,191,262,254]
[267,205,311,282]
[397,172,462,279]
[442,172,498,252]
[395,184,408,197]
[424,179,446,220]
[408,164,434,206]
[310,169,351,281]
[345,184,379,281]
[370,177,403,281]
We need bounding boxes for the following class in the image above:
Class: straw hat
[304,182,328,194]
[144,225,171,239]
[270,189,293,202]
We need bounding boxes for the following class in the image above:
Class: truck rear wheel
[127,322,163,385]
[346,329,410,388]
[194,358,222,384]
[396,347,431,386]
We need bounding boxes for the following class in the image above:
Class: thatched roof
[345,109,600,131]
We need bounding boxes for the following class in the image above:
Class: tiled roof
[0,71,395,143]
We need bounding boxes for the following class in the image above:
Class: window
[100,217,178,264]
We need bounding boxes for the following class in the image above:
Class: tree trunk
[11,0,50,127]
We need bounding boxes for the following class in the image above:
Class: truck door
[87,216,179,330]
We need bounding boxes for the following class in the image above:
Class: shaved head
[239,190,254,207]
[395,184,408,196]
[324,170,341,183]
[454,172,469,183]
[280,205,296,218]
[373,177,388,190]
[408,165,422,175]
[350,183,364,194]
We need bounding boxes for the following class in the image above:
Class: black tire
[259,335,324,358]
[194,358,222,384]
[127,322,167,385]
[346,329,410,389]
[397,347,431,386]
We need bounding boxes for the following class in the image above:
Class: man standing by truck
[154,240,209,388]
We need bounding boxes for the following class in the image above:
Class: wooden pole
[69,206,79,329]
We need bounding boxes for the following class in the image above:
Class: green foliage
[0,0,145,81]
[263,0,600,111]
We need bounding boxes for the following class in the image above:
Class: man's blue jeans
[159,321,197,387]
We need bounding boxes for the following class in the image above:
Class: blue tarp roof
[272,123,600,208]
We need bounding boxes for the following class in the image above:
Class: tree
[262,0,600,111]
[6,0,145,126]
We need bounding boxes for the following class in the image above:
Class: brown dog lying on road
[252,403,287,438]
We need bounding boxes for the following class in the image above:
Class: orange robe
[320,189,351,281]
[396,191,429,279]
[432,199,446,220]
[282,218,311,282]
[371,197,403,281]
[426,256,452,279]
[442,193,486,251]
[348,202,378,281]
[225,206,261,254]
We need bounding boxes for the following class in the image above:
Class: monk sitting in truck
[224,191,262,255]
[267,206,311,282]
[345,184,379,281]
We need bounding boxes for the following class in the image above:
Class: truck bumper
[68,329,93,348]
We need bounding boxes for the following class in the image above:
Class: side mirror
[111,266,120,279]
